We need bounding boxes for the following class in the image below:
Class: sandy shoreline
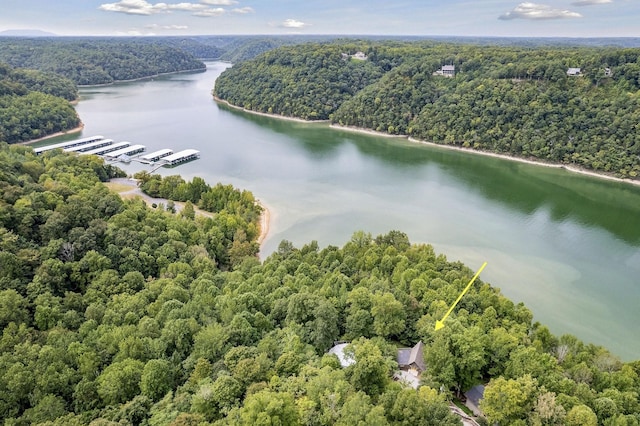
[214,98,639,188]
[257,201,271,250]
[330,124,407,139]
[17,123,84,146]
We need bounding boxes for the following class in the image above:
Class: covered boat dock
[103,144,146,160]
[64,139,114,153]
[82,141,131,156]
[161,149,200,166]
[33,135,104,154]
[140,149,173,162]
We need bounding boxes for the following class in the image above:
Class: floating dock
[103,144,146,159]
[64,139,114,153]
[161,149,200,166]
[34,135,104,154]
[140,149,173,162]
[82,141,131,156]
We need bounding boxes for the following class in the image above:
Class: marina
[34,135,199,168]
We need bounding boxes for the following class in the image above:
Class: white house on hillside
[434,64,455,77]
[567,67,582,76]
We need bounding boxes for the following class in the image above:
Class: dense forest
[0,38,206,85]
[0,62,80,144]
[0,143,638,425]
[214,41,640,178]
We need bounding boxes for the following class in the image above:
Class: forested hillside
[0,38,206,85]
[214,41,640,178]
[0,143,638,425]
[214,43,385,120]
[0,62,80,144]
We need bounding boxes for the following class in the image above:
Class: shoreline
[213,99,639,187]
[214,96,330,124]
[78,66,207,88]
[406,136,640,188]
[17,123,84,146]
[330,123,407,139]
[257,200,271,251]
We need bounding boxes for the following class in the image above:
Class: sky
[0,0,639,37]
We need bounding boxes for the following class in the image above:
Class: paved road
[106,178,212,217]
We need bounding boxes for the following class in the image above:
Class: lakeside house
[353,51,368,60]
[341,51,368,61]
[393,341,426,389]
[327,342,355,367]
[328,341,482,424]
[327,340,426,379]
[434,64,455,77]
[396,341,426,373]
[566,67,582,76]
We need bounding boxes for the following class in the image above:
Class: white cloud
[282,19,308,28]
[146,23,189,29]
[169,3,209,12]
[499,2,582,20]
[231,7,254,14]
[193,7,225,16]
[571,0,612,5]
[200,0,237,4]
[99,0,157,15]
[99,0,230,15]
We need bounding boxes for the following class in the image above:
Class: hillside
[0,38,206,86]
[0,143,639,425]
[0,62,80,144]
[214,41,640,178]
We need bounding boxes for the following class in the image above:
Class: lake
[53,61,640,360]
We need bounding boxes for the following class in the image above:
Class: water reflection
[220,103,640,244]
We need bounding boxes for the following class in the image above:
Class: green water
[55,62,640,360]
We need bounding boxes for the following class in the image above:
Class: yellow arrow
[435,261,487,331]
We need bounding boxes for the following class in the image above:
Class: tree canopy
[0,143,638,425]
[0,62,80,144]
[0,38,206,85]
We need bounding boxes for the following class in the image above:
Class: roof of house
[442,65,455,71]
[567,67,582,74]
[328,343,355,367]
[397,341,426,371]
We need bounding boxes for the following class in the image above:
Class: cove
[57,61,640,360]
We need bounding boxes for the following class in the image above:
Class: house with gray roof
[396,341,426,372]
